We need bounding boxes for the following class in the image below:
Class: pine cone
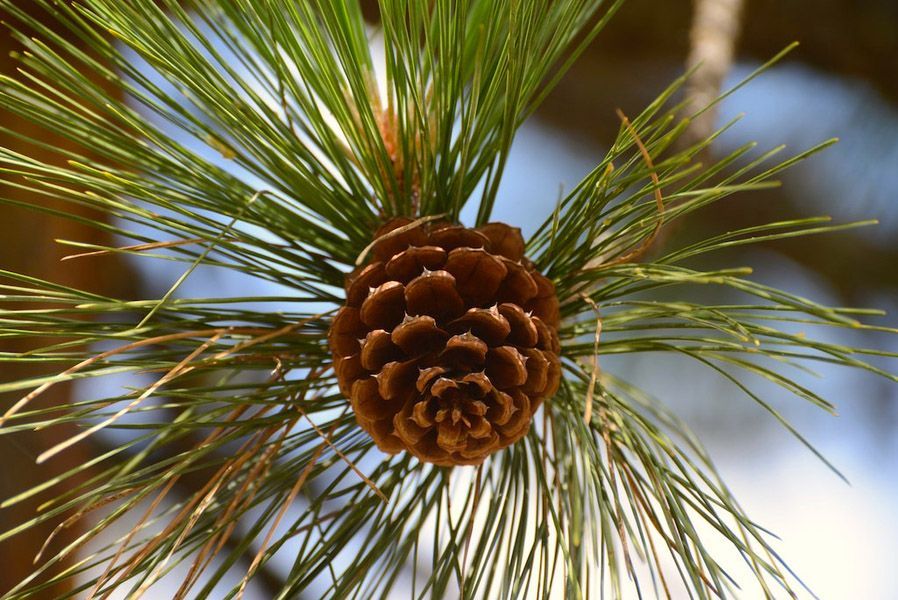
[329,218,561,466]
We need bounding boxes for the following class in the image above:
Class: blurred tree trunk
[0,3,135,595]
[684,0,745,147]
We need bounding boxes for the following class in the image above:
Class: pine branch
[0,1,895,598]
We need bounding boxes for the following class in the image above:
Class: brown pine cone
[329,218,561,466]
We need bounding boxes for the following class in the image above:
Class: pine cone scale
[405,270,465,319]
[443,247,508,305]
[392,315,448,354]
[385,246,447,280]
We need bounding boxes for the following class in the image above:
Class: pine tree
[0,1,894,598]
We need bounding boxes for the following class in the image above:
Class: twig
[685,0,746,147]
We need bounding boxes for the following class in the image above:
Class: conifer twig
[685,0,746,147]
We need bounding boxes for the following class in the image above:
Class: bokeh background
[1,1,896,597]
